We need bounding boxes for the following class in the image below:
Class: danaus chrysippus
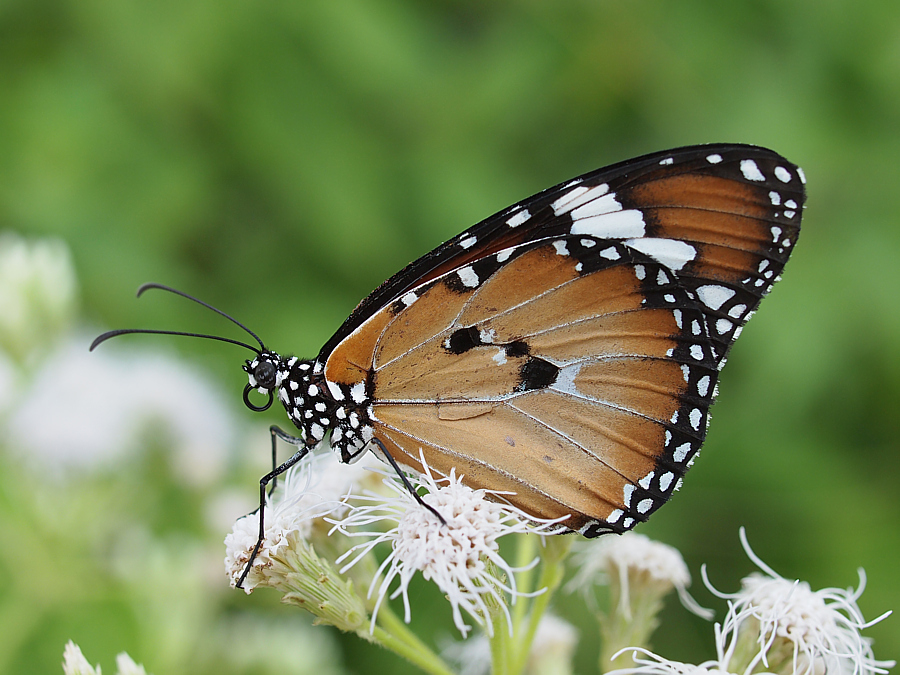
[93,143,804,587]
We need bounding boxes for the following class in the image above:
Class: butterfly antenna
[89,283,266,354]
[90,328,262,353]
[137,282,266,350]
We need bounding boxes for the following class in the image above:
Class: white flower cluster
[225,447,563,637]
[62,641,150,675]
[610,529,894,675]
[0,231,77,364]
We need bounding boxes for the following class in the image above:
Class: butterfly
[93,143,804,587]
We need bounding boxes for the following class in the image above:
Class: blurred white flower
[568,532,710,672]
[5,335,235,484]
[113,653,149,675]
[528,613,580,675]
[443,613,578,675]
[334,450,563,637]
[62,642,100,675]
[212,613,346,675]
[0,231,77,364]
[441,633,492,675]
[706,528,894,675]
[606,647,739,675]
[568,532,711,619]
[0,351,15,414]
[62,641,152,675]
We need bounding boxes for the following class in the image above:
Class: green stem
[490,600,513,675]
[511,533,538,635]
[509,536,572,675]
[370,602,457,675]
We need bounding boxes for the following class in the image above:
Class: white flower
[334,450,563,637]
[62,642,152,675]
[528,613,580,675]
[606,647,741,675]
[0,231,77,364]
[224,448,380,591]
[6,336,235,483]
[705,528,894,675]
[62,642,100,675]
[568,532,712,620]
[443,613,578,675]
[113,653,149,675]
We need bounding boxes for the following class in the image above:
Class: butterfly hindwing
[325,236,718,534]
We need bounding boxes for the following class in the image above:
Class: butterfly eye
[253,360,277,390]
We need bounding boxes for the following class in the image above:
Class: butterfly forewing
[319,144,804,536]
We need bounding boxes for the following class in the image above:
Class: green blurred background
[1,0,898,673]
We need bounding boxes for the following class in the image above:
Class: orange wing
[319,148,804,536]
[326,239,717,535]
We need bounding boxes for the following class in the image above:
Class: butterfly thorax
[244,351,374,463]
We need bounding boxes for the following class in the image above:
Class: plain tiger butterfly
[93,143,804,588]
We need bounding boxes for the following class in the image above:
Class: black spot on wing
[516,357,560,392]
[506,341,530,358]
[445,326,483,354]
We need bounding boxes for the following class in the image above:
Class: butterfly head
[242,350,284,412]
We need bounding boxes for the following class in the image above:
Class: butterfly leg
[236,426,314,589]
[371,437,447,527]
[267,425,305,496]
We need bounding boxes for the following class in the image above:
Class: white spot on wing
[327,380,345,400]
[697,375,710,397]
[706,154,723,164]
[571,210,646,239]
[457,266,479,288]
[774,166,792,183]
[797,167,806,184]
[492,348,508,366]
[769,191,782,206]
[552,183,610,215]
[716,318,733,334]
[696,284,736,310]
[506,209,532,228]
[570,191,621,218]
[552,362,583,397]
[624,238,697,271]
[553,240,569,256]
[659,472,674,491]
[740,159,766,181]
[350,382,367,404]
[728,304,746,319]
[496,249,513,263]
[460,235,477,249]
[674,443,691,462]
[401,291,418,307]
[580,238,596,248]
[600,246,620,260]
[689,408,702,430]
[660,157,674,165]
